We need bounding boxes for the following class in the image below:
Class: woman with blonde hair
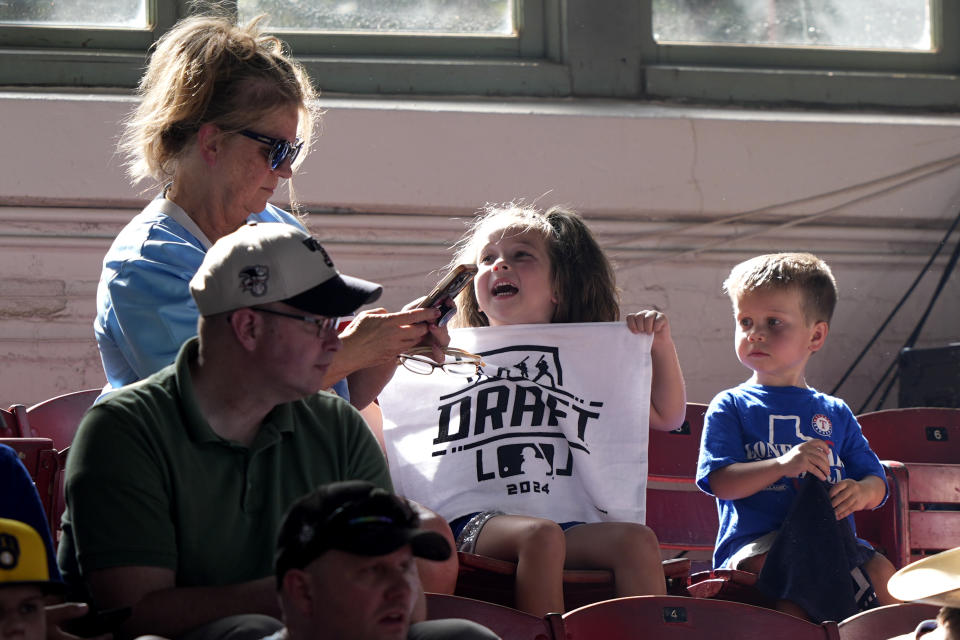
[96,11,441,407]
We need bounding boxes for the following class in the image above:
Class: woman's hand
[338,306,441,368]
[402,297,452,363]
[329,302,448,408]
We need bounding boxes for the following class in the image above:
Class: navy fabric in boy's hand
[756,475,878,623]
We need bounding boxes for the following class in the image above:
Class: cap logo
[302,238,334,268]
[239,265,269,297]
[298,523,315,544]
[0,533,20,570]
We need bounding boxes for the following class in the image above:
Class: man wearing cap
[273,481,498,640]
[59,223,448,640]
[887,547,960,640]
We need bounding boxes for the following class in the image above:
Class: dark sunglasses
[239,129,303,170]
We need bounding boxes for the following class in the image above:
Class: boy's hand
[777,439,830,480]
[829,478,873,520]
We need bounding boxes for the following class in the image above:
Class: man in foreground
[60,223,452,640]
[273,481,498,640]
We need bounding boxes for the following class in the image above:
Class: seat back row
[2,389,100,541]
[425,593,941,640]
[5,392,959,616]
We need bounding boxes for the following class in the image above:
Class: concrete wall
[2,92,958,409]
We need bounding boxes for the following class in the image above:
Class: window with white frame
[0,0,957,109]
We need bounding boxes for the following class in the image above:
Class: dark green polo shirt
[59,338,392,589]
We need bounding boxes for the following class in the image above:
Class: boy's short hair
[723,252,838,325]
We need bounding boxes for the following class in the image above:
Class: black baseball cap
[274,481,451,587]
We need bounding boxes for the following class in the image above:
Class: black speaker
[898,344,960,408]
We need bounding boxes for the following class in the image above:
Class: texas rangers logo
[239,265,269,297]
[812,413,833,437]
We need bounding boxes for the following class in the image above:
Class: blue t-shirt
[0,443,62,581]
[94,195,307,392]
[695,383,886,569]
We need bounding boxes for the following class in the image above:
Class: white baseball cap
[887,547,960,608]
[190,222,382,316]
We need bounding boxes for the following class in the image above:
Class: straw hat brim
[888,547,960,608]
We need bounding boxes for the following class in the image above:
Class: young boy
[0,518,64,640]
[695,252,897,618]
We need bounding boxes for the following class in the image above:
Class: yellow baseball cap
[0,518,63,593]
[887,547,960,608]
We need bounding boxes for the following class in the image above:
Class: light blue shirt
[94,193,308,393]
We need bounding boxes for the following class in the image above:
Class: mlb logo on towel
[380,322,653,526]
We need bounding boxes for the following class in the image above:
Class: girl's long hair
[448,203,620,327]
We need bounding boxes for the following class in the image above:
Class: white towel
[380,322,651,525]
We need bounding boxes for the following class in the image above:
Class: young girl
[446,202,687,616]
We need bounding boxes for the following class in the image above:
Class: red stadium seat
[854,461,909,569]
[450,402,704,608]
[855,408,960,568]
[10,388,100,548]
[647,402,718,576]
[838,602,941,640]
[0,407,20,437]
[13,388,100,451]
[685,567,773,608]
[900,462,960,558]
[855,458,960,570]
[561,595,841,640]
[648,402,708,481]
[426,593,563,640]
[0,437,60,534]
[454,551,691,611]
[856,407,960,464]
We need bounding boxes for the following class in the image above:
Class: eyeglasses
[251,307,339,337]
[398,347,485,376]
[239,129,304,170]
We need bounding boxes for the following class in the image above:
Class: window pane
[653,0,931,51]
[239,0,514,35]
[0,0,147,28]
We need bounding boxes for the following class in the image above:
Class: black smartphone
[419,264,478,326]
[61,606,132,638]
